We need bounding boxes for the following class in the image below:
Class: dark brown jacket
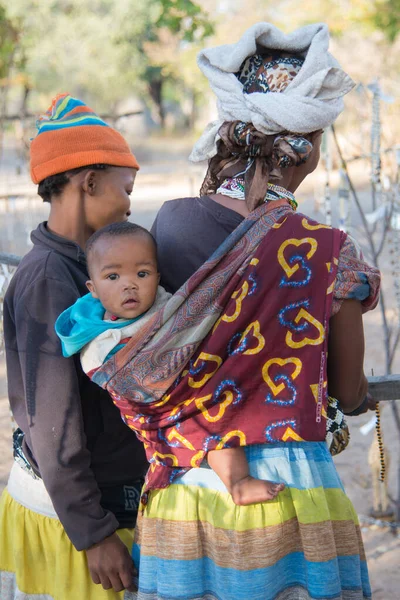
[3,223,148,550]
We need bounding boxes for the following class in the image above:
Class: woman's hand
[86,532,137,592]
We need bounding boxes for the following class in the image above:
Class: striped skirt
[133,442,371,600]
[0,462,136,600]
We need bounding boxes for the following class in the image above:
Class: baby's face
[87,234,159,320]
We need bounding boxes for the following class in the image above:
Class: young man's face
[86,234,159,320]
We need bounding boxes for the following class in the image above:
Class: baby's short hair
[86,222,157,272]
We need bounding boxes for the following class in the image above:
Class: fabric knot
[273,135,314,168]
[200,120,317,211]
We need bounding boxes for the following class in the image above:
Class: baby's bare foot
[231,476,285,506]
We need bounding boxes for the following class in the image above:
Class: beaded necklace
[216,177,298,211]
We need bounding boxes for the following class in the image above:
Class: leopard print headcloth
[235,52,304,95]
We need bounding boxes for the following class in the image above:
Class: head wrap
[190,22,354,163]
[30,93,139,184]
[200,120,316,211]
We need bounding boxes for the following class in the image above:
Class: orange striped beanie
[30,93,140,184]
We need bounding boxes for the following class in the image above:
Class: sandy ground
[0,136,399,598]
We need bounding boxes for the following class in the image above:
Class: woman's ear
[82,170,98,196]
[86,279,98,298]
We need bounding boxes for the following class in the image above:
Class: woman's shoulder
[16,245,80,286]
[6,244,85,314]
[333,232,380,314]
[154,195,247,218]
[152,196,244,233]
[296,213,363,260]
[151,197,198,231]
[338,232,363,260]
[294,215,380,314]
[156,196,200,214]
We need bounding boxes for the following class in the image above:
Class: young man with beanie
[0,94,147,599]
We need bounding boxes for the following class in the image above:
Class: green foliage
[157,0,213,40]
[1,0,213,118]
[114,0,214,125]
[266,0,399,42]
[0,4,19,80]
[372,0,400,42]
[2,0,399,132]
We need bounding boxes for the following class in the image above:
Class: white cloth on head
[190,22,355,163]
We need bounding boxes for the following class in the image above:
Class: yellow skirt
[0,469,136,600]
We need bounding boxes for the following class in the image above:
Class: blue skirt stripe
[134,552,371,600]
[175,442,344,492]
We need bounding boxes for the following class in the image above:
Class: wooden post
[368,375,400,401]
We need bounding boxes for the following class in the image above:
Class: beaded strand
[375,402,386,483]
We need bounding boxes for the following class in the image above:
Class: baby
[56,221,284,505]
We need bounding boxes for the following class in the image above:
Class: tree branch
[1,110,143,121]
[375,199,394,259]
